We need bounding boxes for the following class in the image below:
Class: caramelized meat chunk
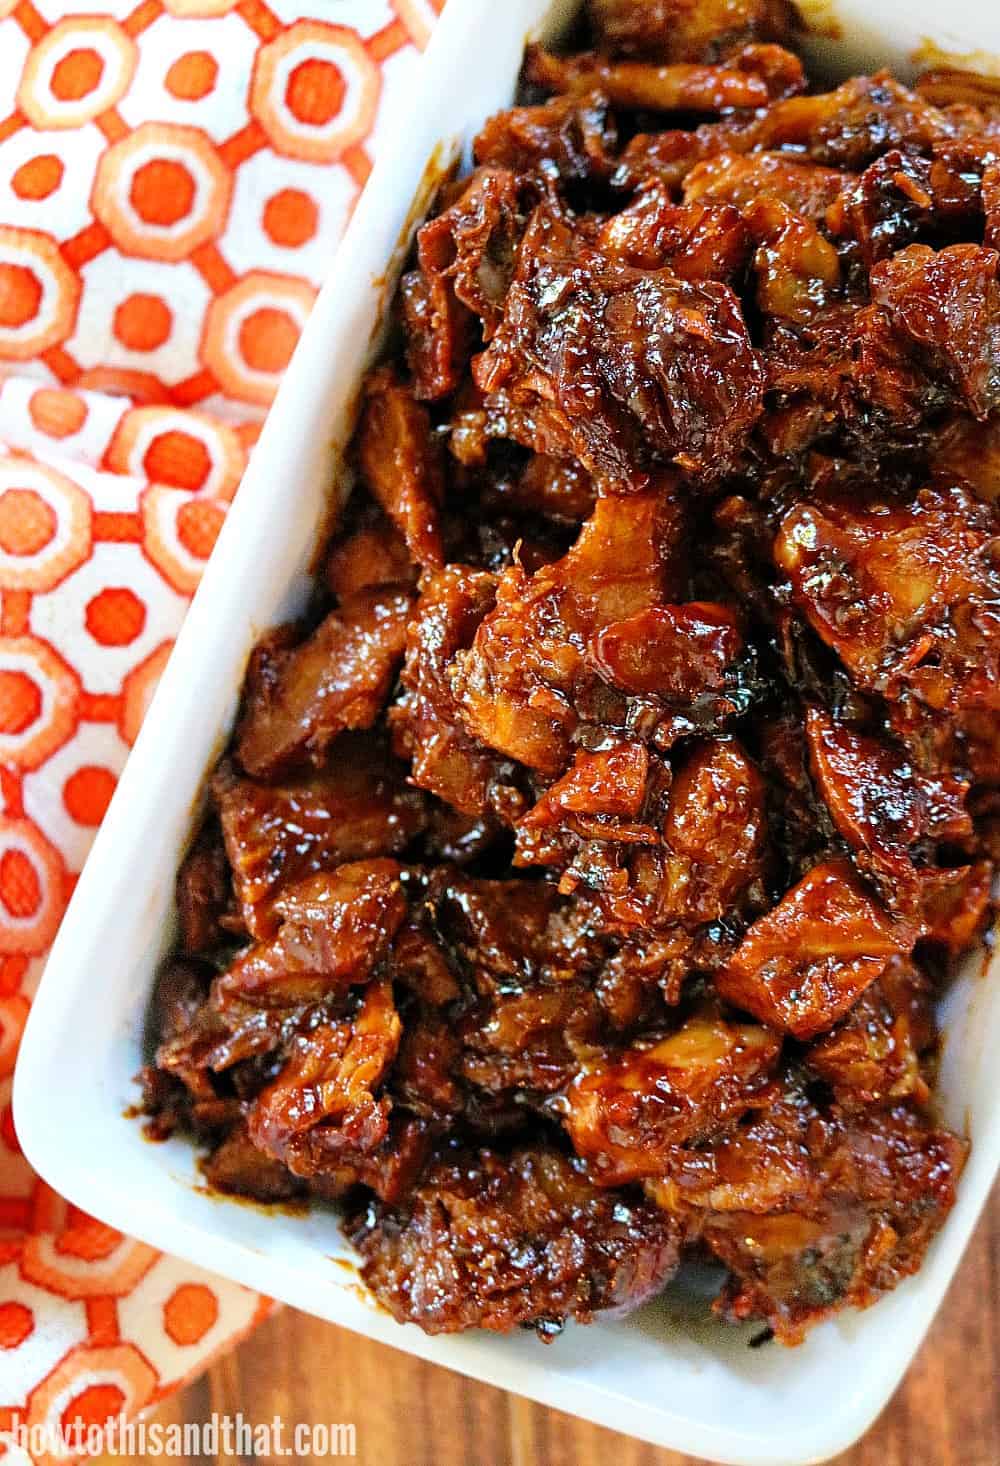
[213,741,426,938]
[526,46,774,113]
[805,958,935,1109]
[202,1123,303,1203]
[236,588,414,778]
[589,602,742,698]
[347,1142,682,1335]
[579,737,768,932]
[598,192,750,282]
[400,266,471,401]
[804,708,971,907]
[326,507,417,599]
[416,166,525,342]
[480,452,596,525]
[247,976,401,1178]
[566,1009,780,1183]
[216,860,407,1007]
[775,482,1000,710]
[587,0,794,63]
[474,204,763,486]
[391,565,525,818]
[858,244,1000,421]
[703,1105,966,1343]
[930,414,1000,502]
[147,19,992,1350]
[745,199,841,325]
[657,738,768,922]
[683,150,847,221]
[357,368,445,569]
[150,958,212,1047]
[474,93,618,184]
[716,860,914,1037]
[750,73,955,170]
[515,741,656,869]
[422,871,610,1106]
[450,492,681,775]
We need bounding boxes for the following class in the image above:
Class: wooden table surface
[106,1185,999,1466]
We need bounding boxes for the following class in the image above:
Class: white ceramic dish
[14,2,1000,1460]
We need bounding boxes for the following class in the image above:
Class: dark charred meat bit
[146,5,994,1349]
[474,203,764,487]
[176,824,239,954]
[347,1142,683,1336]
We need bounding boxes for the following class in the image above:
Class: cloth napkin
[0,0,442,1454]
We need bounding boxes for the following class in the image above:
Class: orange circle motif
[237,305,298,375]
[166,50,218,100]
[262,188,318,247]
[61,1382,126,1435]
[0,847,42,919]
[92,123,231,263]
[0,488,57,556]
[17,17,137,130]
[163,1283,219,1345]
[130,158,196,227]
[285,57,346,126]
[11,155,64,201]
[113,293,173,352]
[0,669,42,735]
[0,263,42,328]
[0,227,82,358]
[50,47,104,103]
[249,21,380,164]
[202,270,315,405]
[63,767,118,826]
[85,586,147,646]
[0,1300,33,1349]
[0,458,92,591]
[28,387,88,437]
[176,498,224,559]
[142,429,210,490]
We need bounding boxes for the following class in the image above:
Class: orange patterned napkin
[0,0,442,1455]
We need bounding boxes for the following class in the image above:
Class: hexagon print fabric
[0,1,443,1455]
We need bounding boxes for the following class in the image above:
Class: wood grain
[102,1185,999,1466]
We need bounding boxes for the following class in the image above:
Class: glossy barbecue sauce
[143,0,1000,1346]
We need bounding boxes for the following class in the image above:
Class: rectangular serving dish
[14,1,1000,1460]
